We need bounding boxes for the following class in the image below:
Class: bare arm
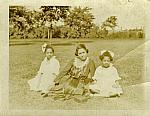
[89,59,96,77]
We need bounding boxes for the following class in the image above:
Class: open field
[9,39,148,110]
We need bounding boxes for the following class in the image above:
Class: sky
[21,0,149,29]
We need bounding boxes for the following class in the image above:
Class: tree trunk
[48,28,50,39]
[50,29,52,39]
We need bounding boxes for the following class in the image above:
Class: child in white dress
[28,43,60,97]
[90,50,123,97]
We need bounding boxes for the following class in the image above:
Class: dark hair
[99,51,113,61]
[44,44,54,53]
[75,44,88,56]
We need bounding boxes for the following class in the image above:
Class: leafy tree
[9,6,27,18]
[40,6,70,39]
[86,24,100,38]
[9,6,29,39]
[64,6,94,38]
[101,16,117,32]
[99,16,117,38]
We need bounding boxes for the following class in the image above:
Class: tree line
[9,6,144,39]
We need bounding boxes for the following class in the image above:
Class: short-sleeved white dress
[90,65,123,97]
[28,56,60,93]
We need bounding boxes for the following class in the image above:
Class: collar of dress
[44,56,56,62]
[100,63,114,69]
[73,57,89,69]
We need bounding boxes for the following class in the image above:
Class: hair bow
[41,43,47,53]
[100,50,114,58]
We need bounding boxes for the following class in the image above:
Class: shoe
[42,93,48,98]
[109,94,118,98]
[41,93,45,95]
[36,90,41,92]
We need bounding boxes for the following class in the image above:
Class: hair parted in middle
[44,44,54,53]
[75,44,88,56]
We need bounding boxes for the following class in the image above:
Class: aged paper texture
[0,0,150,115]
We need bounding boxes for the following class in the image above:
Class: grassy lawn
[9,39,146,110]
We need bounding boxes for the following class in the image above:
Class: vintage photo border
[0,0,150,115]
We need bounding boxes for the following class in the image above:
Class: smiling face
[77,48,88,61]
[45,48,54,60]
[102,56,111,68]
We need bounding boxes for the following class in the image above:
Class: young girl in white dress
[28,43,60,97]
[90,50,123,97]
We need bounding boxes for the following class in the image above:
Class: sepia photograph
[1,0,150,115]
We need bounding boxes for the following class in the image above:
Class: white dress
[28,56,60,93]
[90,65,123,97]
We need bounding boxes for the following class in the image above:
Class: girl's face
[77,48,88,61]
[102,56,111,68]
[45,48,54,60]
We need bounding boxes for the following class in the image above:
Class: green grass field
[9,39,147,110]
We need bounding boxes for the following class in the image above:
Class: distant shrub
[106,30,144,39]
[9,26,144,40]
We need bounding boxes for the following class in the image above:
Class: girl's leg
[42,83,56,97]
[41,83,52,97]
[115,81,123,95]
[63,86,74,100]
[28,75,41,91]
[41,90,49,97]
[83,83,91,97]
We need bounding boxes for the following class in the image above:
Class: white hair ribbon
[41,43,47,53]
[100,50,114,58]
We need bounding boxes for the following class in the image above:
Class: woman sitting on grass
[51,44,96,102]
[28,43,60,97]
[90,50,123,97]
